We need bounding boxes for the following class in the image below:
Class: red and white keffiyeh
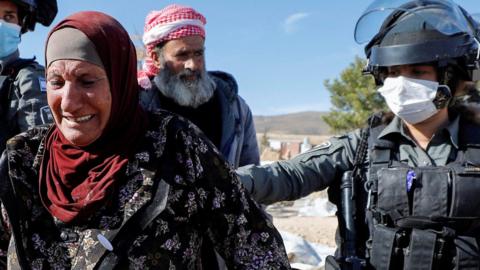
[138,4,206,89]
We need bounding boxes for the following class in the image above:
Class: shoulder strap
[94,178,170,270]
[335,113,385,204]
[458,117,480,146]
[351,113,383,195]
[3,58,36,78]
[456,118,480,165]
[0,58,37,117]
[354,114,384,166]
[366,115,397,206]
[368,114,401,167]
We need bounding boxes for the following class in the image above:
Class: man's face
[151,35,215,108]
[153,35,205,79]
[0,0,19,25]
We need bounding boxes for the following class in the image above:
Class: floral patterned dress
[0,111,290,270]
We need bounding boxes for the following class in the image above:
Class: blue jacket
[139,71,260,168]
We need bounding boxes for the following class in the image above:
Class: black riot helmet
[11,0,58,33]
[355,0,480,89]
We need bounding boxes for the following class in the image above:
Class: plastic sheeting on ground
[280,230,335,270]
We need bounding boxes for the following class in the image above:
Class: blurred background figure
[138,4,260,169]
[0,0,57,153]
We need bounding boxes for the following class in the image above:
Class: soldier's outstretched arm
[237,130,361,205]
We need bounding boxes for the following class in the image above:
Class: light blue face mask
[0,20,21,58]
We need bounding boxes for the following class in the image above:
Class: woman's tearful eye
[80,79,96,88]
[47,77,65,90]
[80,76,106,88]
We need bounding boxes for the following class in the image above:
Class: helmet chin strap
[20,16,27,33]
[433,84,452,109]
[474,37,480,60]
[472,37,480,81]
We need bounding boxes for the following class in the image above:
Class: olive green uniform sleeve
[237,129,362,205]
[7,64,52,132]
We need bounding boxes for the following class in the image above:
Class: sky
[19,0,480,116]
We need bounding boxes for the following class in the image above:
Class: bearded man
[138,4,259,169]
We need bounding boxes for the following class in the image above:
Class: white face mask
[378,76,443,124]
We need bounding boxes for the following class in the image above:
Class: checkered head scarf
[138,4,206,89]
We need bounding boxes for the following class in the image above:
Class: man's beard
[153,65,216,108]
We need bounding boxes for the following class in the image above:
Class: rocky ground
[266,191,337,246]
[273,216,337,248]
[265,191,338,269]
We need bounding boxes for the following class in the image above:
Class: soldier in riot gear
[237,0,480,269]
[0,0,57,153]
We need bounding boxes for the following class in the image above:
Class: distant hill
[254,111,331,135]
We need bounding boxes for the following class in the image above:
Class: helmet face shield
[12,0,36,7]
[369,32,474,67]
[358,0,480,84]
[355,0,475,44]
[473,13,480,23]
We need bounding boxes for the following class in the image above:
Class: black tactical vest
[364,119,480,270]
[0,58,36,154]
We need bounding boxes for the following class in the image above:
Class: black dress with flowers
[0,110,290,270]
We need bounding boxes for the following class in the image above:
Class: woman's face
[387,64,438,81]
[46,60,111,146]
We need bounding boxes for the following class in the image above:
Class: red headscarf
[39,11,149,223]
